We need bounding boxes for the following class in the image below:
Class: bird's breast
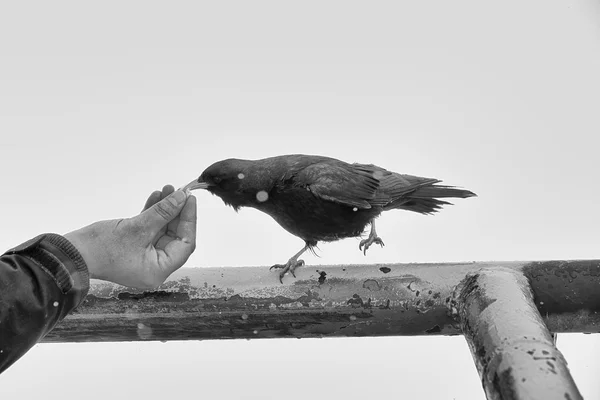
[255,185,380,242]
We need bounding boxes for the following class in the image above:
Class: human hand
[64,185,197,289]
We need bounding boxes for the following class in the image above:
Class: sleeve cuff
[5,233,90,307]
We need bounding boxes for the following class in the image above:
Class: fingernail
[171,190,187,205]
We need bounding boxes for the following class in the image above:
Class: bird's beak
[181,178,211,191]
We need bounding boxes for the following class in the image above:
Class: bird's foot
[359,235,385,256]
[270,259,306,283]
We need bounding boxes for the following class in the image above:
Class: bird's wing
[377,172,441,199]
[352,164,441,206]
[294,162,381,209]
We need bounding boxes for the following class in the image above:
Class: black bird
[184,154,475,283]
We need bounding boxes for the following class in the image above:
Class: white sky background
[0,0,599,399]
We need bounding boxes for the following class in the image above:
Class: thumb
[141,189,189,228]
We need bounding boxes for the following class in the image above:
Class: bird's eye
[213,176,222,184]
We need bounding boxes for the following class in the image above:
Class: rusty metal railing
[44,260,600,400]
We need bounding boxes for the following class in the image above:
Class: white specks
[373,170,385,180]
[53,301,59,307]
[253,330,258,335]
[352,207,358,212]
[256,190,269,202]
[237,173,245,180]
[241,313,249,320]
[349,315,357,321]
[539,301,544,305]
[137,323,153,340]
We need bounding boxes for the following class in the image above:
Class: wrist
[64,227,104,281]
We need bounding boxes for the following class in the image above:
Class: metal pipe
[455,267,583,400]
[43,260,600,342]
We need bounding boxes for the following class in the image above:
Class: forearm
[0,234,89,373]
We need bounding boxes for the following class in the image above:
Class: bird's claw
[270,259,305,283]
[359,236,385,256]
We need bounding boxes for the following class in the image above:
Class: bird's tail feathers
[386,184,476,214]
[410,185,476,200]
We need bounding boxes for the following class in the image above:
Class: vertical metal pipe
[455,268,583,400]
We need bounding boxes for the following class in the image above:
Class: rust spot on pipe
[379,299,391,309]
[492,367,517,400]
[117,291,190,302]
[347,294,364,308]
[425,325,441,334]
[363,279,381,291]
[458,273,497,312]
[317,271,327,284]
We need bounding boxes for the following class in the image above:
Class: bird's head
[183,158,262,211]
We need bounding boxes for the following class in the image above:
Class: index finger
[141,190,162,213]
[141,185,175,213]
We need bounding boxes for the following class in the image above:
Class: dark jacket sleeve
[0,233,89,373]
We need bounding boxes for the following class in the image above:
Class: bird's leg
[269,244,309,283]
[359,220,385,256]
